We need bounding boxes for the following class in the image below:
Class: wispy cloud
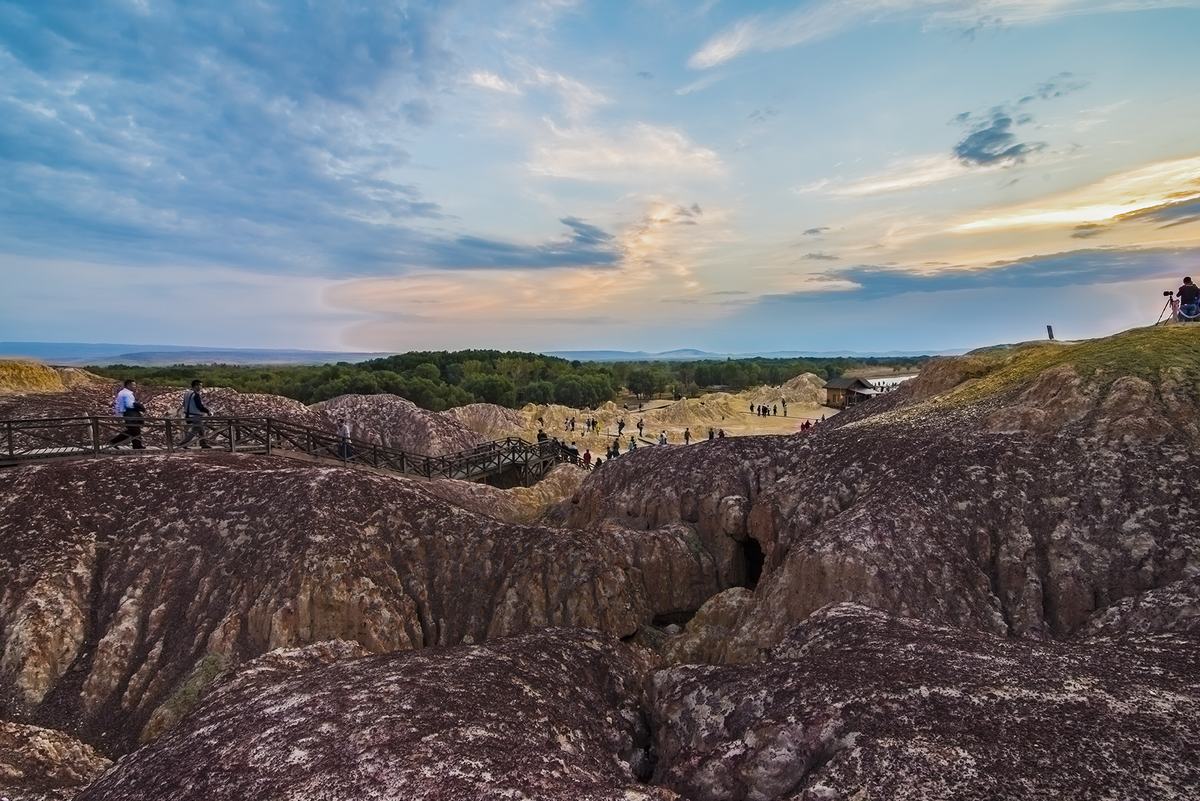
[796,76,1085,197]
[795,155,984,197]
[468,70,522,94]
[467,63,607,118]
[527,122,724,181]
[0,2,461,274]
[675,73,724,96]
[689,1,1200,68]
[770,246,1199,302]
[953,155,1200,232]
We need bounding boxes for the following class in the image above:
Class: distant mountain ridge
[0,342,391,366]
[546,347,962,361]
[0,341,961,366]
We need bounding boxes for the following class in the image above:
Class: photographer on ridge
[1178,276,1199,306]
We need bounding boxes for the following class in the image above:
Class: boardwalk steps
[0,415,587,486]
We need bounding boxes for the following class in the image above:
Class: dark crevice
[741,537,764,590]
[652,609,698,628]
[986,526,1015,636]
[629,704,658,783]
[35,538,112,752]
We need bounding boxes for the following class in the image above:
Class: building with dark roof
[824,377,879,409]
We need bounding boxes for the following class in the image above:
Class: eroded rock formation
[0,454,719,752]
[569,330,1200,662]
[0,721,110,801]
[650,603,1200,800]
[77,630,678,801]
[314,393,485,455]
[3,327,1200,798]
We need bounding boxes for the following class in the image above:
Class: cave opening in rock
[742,537,764,590]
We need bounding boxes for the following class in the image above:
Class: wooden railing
[0,415,588,484]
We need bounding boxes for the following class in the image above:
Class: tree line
[91,351,927,411]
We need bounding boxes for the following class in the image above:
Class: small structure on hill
[824,376,878,409]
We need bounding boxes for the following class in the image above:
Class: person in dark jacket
[1178,276,1199,306]
[177,379,212,448]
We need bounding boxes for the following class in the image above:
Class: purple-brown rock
[77,629,679,801]
[650,603,1200,800]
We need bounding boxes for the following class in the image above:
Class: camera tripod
[1157,293,1178,325]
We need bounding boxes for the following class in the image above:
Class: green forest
[91,351,928,411]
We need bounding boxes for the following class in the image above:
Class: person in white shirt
[109,379,145,449]
[337,417,352,460]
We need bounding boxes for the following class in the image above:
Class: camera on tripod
[1164,290,1174,297]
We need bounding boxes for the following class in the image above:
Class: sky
[2,0,1200,354]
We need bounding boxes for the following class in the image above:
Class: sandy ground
[518,391,840,457]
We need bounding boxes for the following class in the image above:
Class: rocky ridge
[313,393,485,455]
[650,603,1200,800]
[0,720,110,801]
[567,326,1200,661]
[77,630,677,801]
[0,454,722,753]
[2,326,1199,799]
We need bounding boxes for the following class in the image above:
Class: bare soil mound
[443,402,526,440]
[738,372,825,407]
[0,360,65,395]
[314,393,485,456]
[424,464,586,524]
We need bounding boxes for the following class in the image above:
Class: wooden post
[90,416,100,454]
[5,420,12,459]
[372,444,378,467]
[265,418,272,455]
[166,418,174,452]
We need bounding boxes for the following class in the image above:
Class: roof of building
[824,377,876,390]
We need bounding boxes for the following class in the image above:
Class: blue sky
[2,0,1199,352]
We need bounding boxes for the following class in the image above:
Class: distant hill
[546,347,961,361]
[1,340,961,367]
[0,341,391,366]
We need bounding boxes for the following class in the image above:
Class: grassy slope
[945,325,1200,405]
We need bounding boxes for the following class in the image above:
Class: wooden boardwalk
[0,415,586,486]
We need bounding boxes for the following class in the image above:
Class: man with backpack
[177,379,212,448]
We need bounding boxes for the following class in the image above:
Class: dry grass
[0,359,66,394]
[942,325,1200,406]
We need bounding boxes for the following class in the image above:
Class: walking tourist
[108,379,145,449]
[683,428,691,445]
[177,379,212,449]
[337,417,353,459]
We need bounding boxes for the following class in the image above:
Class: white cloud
[468,70,522,94]
[528,67,609,118]
[675,73,724,96]
[952,154,1200,232]
[468,64,607,119]
[794,155,995,197]
[689,0,1200,68]
[528,121,725,181]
